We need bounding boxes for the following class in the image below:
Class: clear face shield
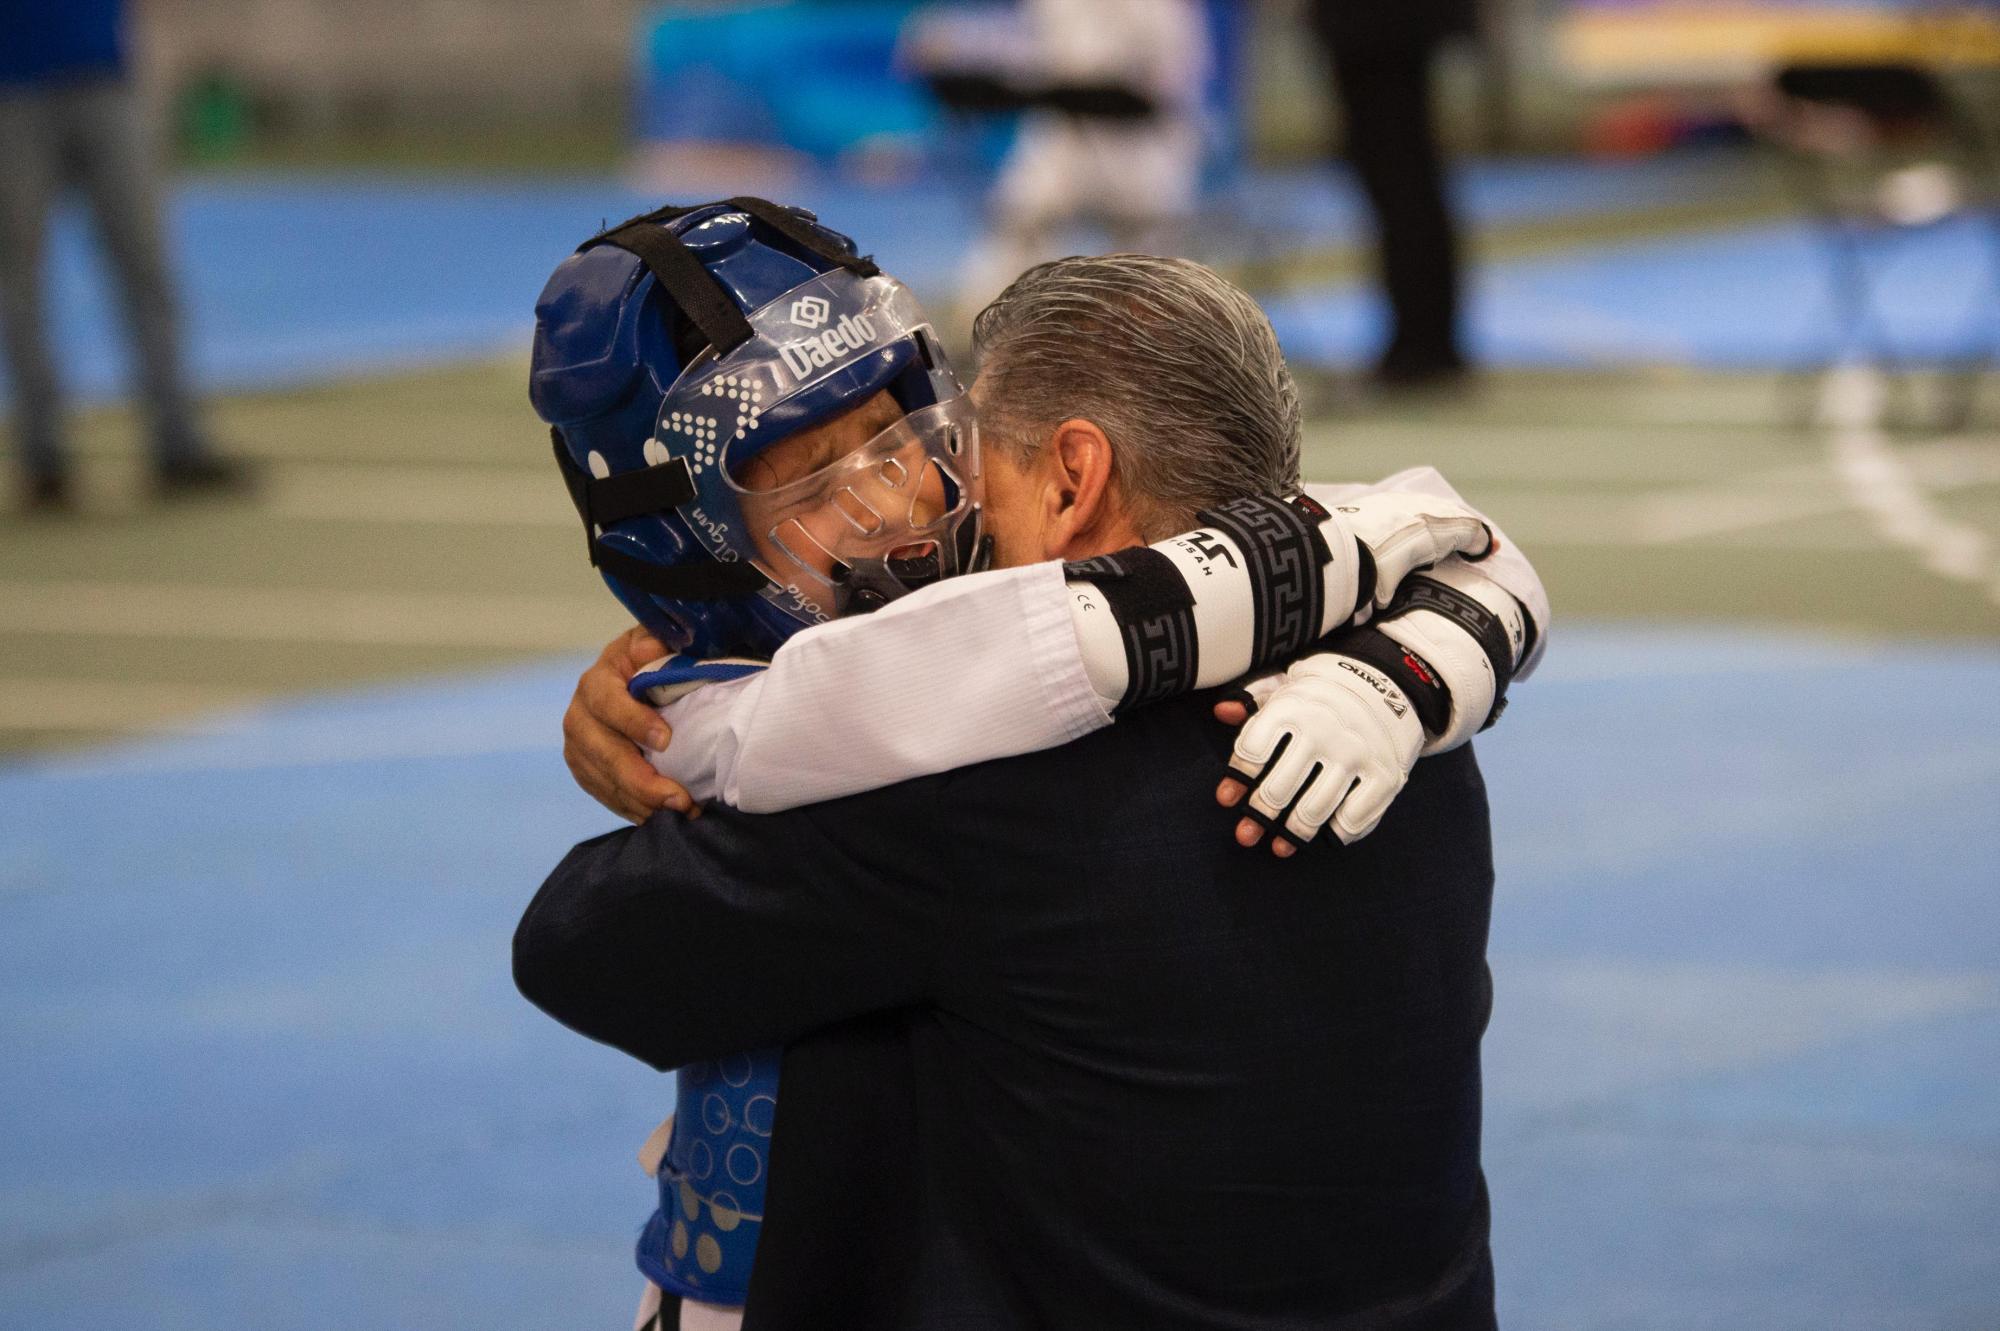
[654,270,985,624]
[733,395,981,618]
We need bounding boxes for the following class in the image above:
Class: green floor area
[4,360,1996,752]
[1300,369,2000,641]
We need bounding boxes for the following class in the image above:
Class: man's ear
[1042,419,1124,557]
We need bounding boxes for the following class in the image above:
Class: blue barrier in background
[635,1,937,163]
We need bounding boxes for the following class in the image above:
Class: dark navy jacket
[516,693,1497,1329]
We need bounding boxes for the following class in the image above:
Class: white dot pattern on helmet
[666,409,726,473]
[586,450,610,480]
[684,373,765,460]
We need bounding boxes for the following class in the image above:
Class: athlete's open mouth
[885,542,941,581]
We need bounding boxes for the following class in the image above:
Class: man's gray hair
[970,254,1302,536]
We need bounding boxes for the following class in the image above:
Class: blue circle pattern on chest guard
[637,1048,782,1306]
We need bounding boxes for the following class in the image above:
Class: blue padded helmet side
[531,202,937,657]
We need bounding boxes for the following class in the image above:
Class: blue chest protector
[627,656,783,1307]
[639,1048,784,1306]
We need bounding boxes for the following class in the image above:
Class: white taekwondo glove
[1336,491,1494,618]
[1226,649,1425,847]
[1377,560,1530,755]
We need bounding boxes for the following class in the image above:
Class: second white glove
[1226,650,1426,846]
[1335,491,1494,615]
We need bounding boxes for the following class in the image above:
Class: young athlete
[531,200,1546,1329]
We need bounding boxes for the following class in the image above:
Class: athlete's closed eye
[731,391,905,493]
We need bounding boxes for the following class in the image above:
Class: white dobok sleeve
[649,560,1109,813]
[651,473,1547,813]
[1306,469,1550,678]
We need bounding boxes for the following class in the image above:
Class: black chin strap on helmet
[554,198,886,601]
[550,430,767,599]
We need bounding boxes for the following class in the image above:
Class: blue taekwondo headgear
[532,197,984,658]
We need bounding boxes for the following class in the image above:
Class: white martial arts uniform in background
[959,0,1211,312]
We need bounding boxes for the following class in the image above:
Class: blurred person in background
[1309,0,1477,390]
[0,0,252,512]
[928,0,1212,317]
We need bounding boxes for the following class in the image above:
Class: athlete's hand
[1339,491,1494,616]
[563,625,698,824]
[1213,651,1425,854]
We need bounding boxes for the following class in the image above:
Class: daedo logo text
[779,311,878,380]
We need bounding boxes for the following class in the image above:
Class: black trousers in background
[1314,22,1468,378]
[0,77,208,482]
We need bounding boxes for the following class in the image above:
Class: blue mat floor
[3,626,1996,1328]
[1266,212,2000,371]
[3,154,1890,412]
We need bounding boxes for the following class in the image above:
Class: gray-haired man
[523,254,1539,1328]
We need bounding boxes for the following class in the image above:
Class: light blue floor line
[2,624,1995,1328]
